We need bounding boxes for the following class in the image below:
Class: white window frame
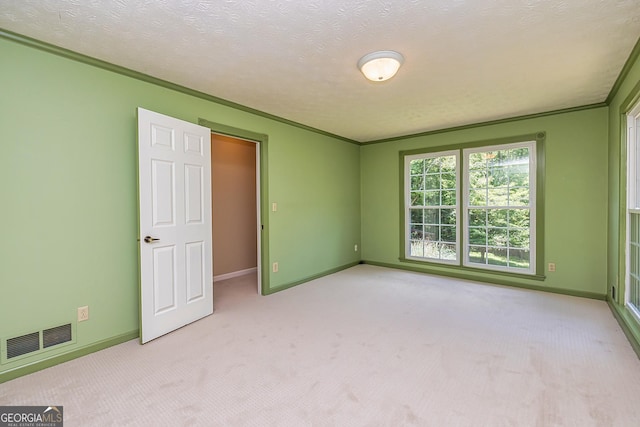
[462,141,537,275]
[626,99,640,322]
[404,150,460,264]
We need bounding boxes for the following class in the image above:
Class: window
[406,151,459,263]
[464,143,535,272]
[403,135,541,276]
[626,99,640,320]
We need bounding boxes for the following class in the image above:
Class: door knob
[144,236,160,243]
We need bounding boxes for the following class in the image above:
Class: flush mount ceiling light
[357,50,404,82]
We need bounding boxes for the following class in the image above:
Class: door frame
[199,118,269,295]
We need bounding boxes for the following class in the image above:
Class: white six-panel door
[137,108,213,343]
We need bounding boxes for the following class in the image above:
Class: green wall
[0,36,360,380]
[361,107,609,297]
[607,41,640,350]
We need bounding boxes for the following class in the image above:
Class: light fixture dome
[357,50,404,82]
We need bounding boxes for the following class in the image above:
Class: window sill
[398,257,546,282]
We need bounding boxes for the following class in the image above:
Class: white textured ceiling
[2,0,640,142]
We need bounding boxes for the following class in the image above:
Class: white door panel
[151,160,176,227]
[186,241,205,302]
[153,245,177,314]
[185,164,204,224]
[138,108,213,343]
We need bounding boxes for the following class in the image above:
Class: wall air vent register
[2,323,74,363]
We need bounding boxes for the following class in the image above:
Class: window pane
[441,173,456,189]
[508,171,528,188]
[410,225,423,239]
[424,158,439,174]
[441,190,456,206]
[441,226,456,243]
[469,209,486,226]
[488,227,508,247]
[489,167,508,187]
[410,240,425,257]
[487,188,508,205]
[411,175,424,191]
[469,189,487,206]
[488,247,508,266]
[484,151,499,165]
[488,209,508,227]
[509,187,529,205]
[509,209,530,228]
[509,147,529,163]
[424,208,438,224]
[425,174,440,190]
[508,228,529,248]
[410,209,423,224]
[468,246,487,264]
[424,225,438,241]
[411,191,424,206]
[468,153,485,169]
[410,159,424,175]
[469,227,486,245]
[508,248,530,269]
[440,208,456,225]
[469,170,487,188]
[440,243,457,260]
[425,191,440,205]
[440,156,456,172]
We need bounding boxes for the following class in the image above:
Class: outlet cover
[77,306,89,322]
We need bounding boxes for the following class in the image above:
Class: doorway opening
[211,133,260,294]
[198,118,269,295]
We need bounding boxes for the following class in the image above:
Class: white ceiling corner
[1,0,640,142]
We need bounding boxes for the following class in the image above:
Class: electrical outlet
[272,262,279,273]
[354,244,358,252]
[548,262,556,272]
[77,306,89,322]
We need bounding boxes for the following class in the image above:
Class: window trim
[399,132,546,280]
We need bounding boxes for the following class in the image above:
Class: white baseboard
[213,267,257,282]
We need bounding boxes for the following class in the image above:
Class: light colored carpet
[2,265,640,426]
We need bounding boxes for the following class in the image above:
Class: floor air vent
[5,323,73,360]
